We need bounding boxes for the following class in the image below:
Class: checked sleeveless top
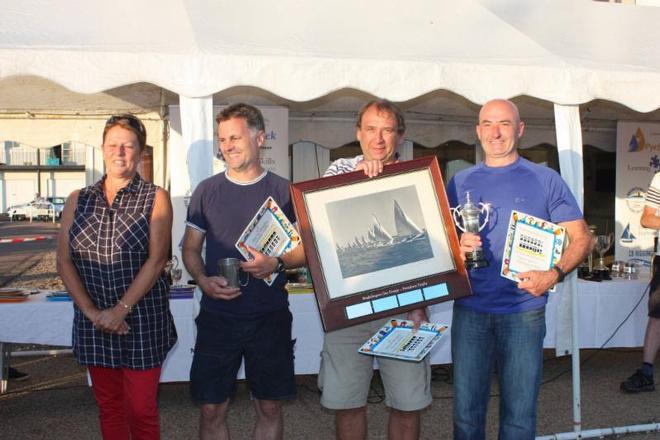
[70,174,177,369]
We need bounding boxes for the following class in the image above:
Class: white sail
[394,200,423,236]
[368,229,376,242]
[372,214,393,242]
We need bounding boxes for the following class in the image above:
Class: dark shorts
[649,257,660,318]
[190,308,296,404]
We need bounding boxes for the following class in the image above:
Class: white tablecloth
[0,278,651,382]
[0,294,196,382]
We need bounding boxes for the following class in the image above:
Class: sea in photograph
[337,234,433,279]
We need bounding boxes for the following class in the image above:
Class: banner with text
[614,121,660,269]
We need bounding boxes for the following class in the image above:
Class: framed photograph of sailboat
[291,156,471,331]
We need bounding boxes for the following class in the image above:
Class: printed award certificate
[358,319,448,362]
[235,197,301,286]
[501,210,565,283]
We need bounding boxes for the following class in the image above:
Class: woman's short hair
[103,114,147,150]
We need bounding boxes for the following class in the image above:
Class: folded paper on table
[0,288,31,302]
[46,291,72,301]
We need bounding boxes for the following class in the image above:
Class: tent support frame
[537,104,660,440]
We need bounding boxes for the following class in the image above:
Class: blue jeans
[451,305,546,440]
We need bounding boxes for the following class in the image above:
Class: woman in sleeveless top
[57,114,176,440]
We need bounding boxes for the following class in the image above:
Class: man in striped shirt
[319,99,432,440]
[621,172,660,393]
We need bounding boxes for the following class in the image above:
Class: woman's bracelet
[117,299,133,313]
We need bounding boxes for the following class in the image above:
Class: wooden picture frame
[291,156,471,332]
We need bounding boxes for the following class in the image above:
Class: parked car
[5,200,57,221]
[45,197,66,219]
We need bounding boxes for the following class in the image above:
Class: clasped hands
[90,306,130,335]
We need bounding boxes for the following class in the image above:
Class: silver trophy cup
[451,191,490,269]
[592,233,613,280]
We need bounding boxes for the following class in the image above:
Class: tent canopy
[0,77,638,152]
[2,0,660,112]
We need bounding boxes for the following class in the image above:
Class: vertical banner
[213,105,289,179]
[615,121,660,269]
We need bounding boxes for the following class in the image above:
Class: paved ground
[0,220,60,287]
[0,219,60,239]
[1,221,659,439]
[2,349,660,439]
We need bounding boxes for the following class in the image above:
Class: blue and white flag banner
[614,121,660,270]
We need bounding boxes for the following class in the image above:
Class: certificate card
[358,319,448,362]
[501,210,565,283]
[235,197,301,286]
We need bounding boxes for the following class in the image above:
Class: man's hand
[198,275,242,301]
[355,160,384,178]
[240,246,279,279]
[406,307,429,331]
[459,232,481,262]
[517,269,559,296]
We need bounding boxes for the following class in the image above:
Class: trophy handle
[477,203,490,232]
[451,207,467,233]
[605,232,614,253]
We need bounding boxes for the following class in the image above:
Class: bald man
[446,99,592,440]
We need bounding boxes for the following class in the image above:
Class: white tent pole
[173,95,214,319]
[552,104,585,435]
[542,104,660,439]
[85,145,95,186]
[569,265,581,435]
[179,96,214,190]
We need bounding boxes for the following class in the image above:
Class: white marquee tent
[3,0,660,108]
[2,0,660,437]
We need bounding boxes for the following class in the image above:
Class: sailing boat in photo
[371,214,394,244]
[394,200,425,241]
[335,198,433,278]
[337,200,428,253]
[333,196,433,279]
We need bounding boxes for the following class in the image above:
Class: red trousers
[88,366,162,440]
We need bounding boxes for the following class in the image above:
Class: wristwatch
[274,256,286,273]
[552,265,566,283]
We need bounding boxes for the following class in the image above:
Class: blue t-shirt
[446,157,583,314]
[186,171,295,318]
